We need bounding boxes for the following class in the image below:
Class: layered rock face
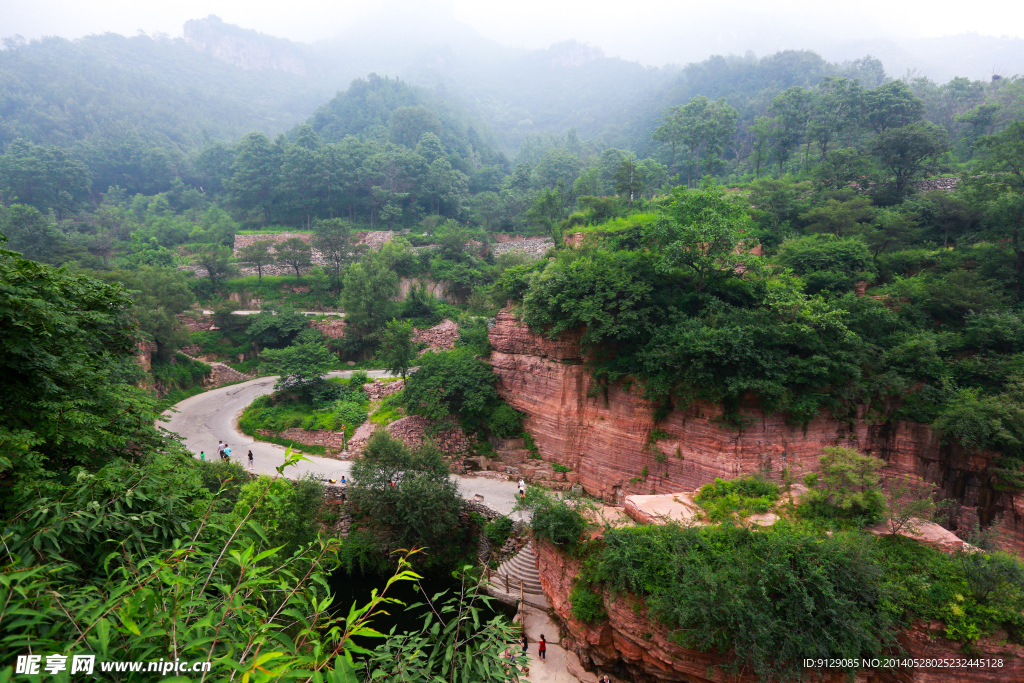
[488,309,1024,553]
[535,539,1023,683]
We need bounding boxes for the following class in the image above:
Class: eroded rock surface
[488,308,1024,554]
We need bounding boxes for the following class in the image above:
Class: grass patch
[694,475,780,522]
[369,391,405,426]
[576,212,658,235]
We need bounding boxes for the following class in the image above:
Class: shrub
[519,488,588,551]
[484,516,514,547]
[694,475,780,522]
[337,530,390,576]
[401,349,498,428]
[797,447,887,526]
[597,523,900,681]
[552,463,572,473]
[570,581,607,624]
[486,403,524,438]
[151,353,211,391]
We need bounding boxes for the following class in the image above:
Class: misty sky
[4,0,1024,67]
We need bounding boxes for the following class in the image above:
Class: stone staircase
[485,542,548,610]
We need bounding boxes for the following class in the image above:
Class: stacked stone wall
[385,415,472,455]
[224,230,394,277]
[257,428,349,455]
[490,236,553,259]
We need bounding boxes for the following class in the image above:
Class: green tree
[644,182,757,292]
[0,204,63,263]
[340,253,400,333]
[800,446,887,525]
[261,338,336,392]
[771,87,813,171]
[970,121,1024,293]
[195,244,237,291]
[230,131,279,222]
[312,218,356,289]
[236,239,274,282]
[402,349,498,427]
[863,80,925,134]
[0,238,165,491]
[800,196,877,237]
[388,106,442,148]
[379,319,415,380]
[613,157,645,209]
[813,147,871,192]
[246,308,309,350]
[349,431,463,558]
[872,122,951,194]
[808,77,863,160]
[276,236,313,277]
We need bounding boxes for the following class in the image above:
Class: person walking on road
[518,478,526,498]
[223,444,231,461]
[247,450,254,470]
[199,451,205,461]
[537,634,546,661]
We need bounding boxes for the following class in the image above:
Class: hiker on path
[518,479,526,497]
[223,444,231,461]
[537,634,546,661]
[247,450,254,470]
[217,441,224,458]
[199,451,205,461]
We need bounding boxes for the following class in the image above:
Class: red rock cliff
[535,539,1023,683]
[488,308,1024,553]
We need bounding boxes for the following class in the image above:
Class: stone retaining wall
[490,236,554,259]
[257,428,349,455]
[385,415,472,455]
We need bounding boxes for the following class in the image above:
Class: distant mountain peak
[183,15,308,75]
[546,40,605,67]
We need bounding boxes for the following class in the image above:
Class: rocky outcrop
[488,308,1024,554]
[412,318,460,352]
[184,16,308,74]
[535,539,1023,683]
[363,379,403,401]
[310,317,347,339]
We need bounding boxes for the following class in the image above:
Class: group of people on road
[199,441,254,470]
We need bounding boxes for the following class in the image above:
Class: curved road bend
[161,370,523,516]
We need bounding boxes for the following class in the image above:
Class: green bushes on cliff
[518,488,589,552]
[587,522,1024,681]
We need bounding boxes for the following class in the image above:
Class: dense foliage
[592,522,1024,681]
[348,431,469,570]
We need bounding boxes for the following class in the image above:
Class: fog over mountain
[5,0,1023,83]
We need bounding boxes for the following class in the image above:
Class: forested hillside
[4,15,1024,682]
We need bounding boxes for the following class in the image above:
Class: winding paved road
[160,371,523,516]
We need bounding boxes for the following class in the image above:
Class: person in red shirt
[537,634,546,660]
